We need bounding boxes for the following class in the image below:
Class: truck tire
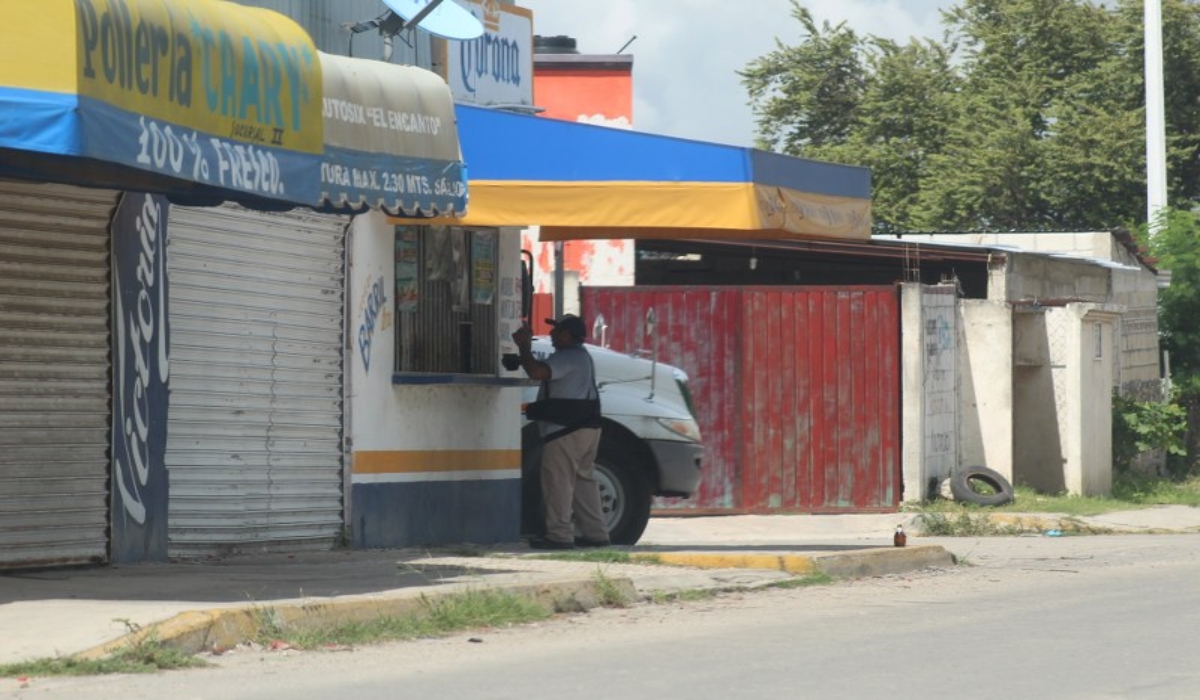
[594,434,653,545]
[949,465,1015,507]
[520,427,653,545]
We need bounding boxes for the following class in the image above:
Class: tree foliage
[742,0,1200,232]
[1145,210,1200,376]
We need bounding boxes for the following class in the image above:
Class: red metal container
[582,286,901,513]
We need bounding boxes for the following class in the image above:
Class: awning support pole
[554,241,565,320]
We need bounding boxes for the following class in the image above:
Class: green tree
[1147,211,1200,376]
[742,0,1200,231]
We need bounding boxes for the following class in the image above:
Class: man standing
[511,314,609,550]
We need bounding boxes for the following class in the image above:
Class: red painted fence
[581,286,901,513]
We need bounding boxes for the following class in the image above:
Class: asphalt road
[10,534,1200,699]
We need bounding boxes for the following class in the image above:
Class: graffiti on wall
[358,274,391,373]
[922,287,957,481]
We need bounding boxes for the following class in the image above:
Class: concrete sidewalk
[1,506,1197,666]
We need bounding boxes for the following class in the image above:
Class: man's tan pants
[541,427,607,543]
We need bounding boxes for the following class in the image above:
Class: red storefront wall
[581,286,901,513]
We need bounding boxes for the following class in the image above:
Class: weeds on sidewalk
[590,569,632,607]
[253,589,551,650]
[916,512,1030,537]
[0,621,207,677]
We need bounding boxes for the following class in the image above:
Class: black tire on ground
[520,427,653,545]
[949,466,1015,507]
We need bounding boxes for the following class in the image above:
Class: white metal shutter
[0,180,117,567]
[166,204,346,555]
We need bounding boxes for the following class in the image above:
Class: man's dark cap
[545,314,587,339]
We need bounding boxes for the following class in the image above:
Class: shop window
[394,225,498,374]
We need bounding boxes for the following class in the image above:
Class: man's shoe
[574,537,612,548]
[528,537,575,550]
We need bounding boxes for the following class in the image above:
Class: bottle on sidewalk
[893,524,907,547]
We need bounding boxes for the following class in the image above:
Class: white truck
[517,325,704,545]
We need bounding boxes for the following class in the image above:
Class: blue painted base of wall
[352,480,522,549]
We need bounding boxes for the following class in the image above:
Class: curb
[74,576,637,661]
[638,545,954,579]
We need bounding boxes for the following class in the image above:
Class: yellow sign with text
[0,0,322,153]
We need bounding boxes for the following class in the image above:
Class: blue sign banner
[110,192,171,564]
[81,96,320,206]
[320,145,467,215]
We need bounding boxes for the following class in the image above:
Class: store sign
[445,0,533,108]
[110,191,171,564]
[67,0,321,203]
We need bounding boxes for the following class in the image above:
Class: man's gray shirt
[536,345,599,438]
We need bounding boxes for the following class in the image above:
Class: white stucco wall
[900,284,924,503]
[958,300,1014,482]
[1069,306,1117,496]
[346,213,523,487]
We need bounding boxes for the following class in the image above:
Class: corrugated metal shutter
[0,180,117,568]
[166,204,346,555]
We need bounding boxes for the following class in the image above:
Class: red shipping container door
[581,286,900,513]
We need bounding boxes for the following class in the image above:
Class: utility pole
[1146,0,1168,236]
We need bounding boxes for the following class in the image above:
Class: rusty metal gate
[582,285,901,513]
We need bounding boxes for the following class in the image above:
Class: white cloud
[518,0,951,147]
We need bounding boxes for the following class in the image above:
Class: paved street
[6,532,1200,699]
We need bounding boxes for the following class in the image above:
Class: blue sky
[518,0,951,147]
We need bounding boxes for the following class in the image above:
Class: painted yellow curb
[639,552,818,575]
[634,545,954,580]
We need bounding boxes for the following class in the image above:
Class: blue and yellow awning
[0,0,466,215]
[426,104,870,241]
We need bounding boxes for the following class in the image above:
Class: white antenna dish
[380,0,485,40]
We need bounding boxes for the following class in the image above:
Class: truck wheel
[594,435,652,545]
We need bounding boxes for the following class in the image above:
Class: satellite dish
[380,0,485,40]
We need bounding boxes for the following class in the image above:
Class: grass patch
[0,622,208,677]
[530,550,641,564]
[254,589,551,650]
[913,474,1200,519]
[765,572,835,589]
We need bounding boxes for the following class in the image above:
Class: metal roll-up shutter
[0,180,117,567]
[166,204,346,555]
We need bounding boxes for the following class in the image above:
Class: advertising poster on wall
[442,0,533,109]
[472,230,496,304]
[110,191,171,564]
[394,226,420,313]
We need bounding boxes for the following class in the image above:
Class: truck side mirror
[592,313,609,349]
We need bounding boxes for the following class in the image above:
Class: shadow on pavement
[0,550,522,605]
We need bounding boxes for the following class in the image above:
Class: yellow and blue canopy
[435,104,871,241]
[0,0,466,215]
